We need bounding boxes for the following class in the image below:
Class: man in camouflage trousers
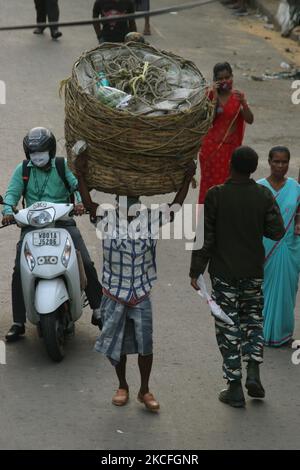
[190,146,285,408]
[212,277,264,383]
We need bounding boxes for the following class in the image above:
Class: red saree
[198,91,245,203]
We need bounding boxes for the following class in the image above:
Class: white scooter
[0,198,86,362]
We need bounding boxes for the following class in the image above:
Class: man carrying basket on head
[74,152,196,412]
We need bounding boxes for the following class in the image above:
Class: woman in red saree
[199,62,254,204]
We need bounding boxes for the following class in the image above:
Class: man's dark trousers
[12,221,102,323]
[34,0,59,34]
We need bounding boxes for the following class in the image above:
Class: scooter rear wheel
[40,312,65,362]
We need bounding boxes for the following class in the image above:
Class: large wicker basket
[63,42,214,196]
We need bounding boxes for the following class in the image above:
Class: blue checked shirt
[99,204,171,302]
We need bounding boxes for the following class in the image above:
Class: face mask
[219,79,233,91]
[30,151,50,168]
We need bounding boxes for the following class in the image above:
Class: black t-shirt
[93,0,135,42]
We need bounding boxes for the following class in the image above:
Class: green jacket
[2,158,81,215]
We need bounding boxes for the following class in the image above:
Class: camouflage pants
[211,276,264,382]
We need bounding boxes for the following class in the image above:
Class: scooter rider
[2,127,102,342]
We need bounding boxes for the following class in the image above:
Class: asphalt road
[0,0,299,450]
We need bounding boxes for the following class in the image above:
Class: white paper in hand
[196,275,234,326]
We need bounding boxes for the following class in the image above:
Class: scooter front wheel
[40,312,65,362]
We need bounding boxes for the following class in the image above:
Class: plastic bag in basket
[96,85,132,109]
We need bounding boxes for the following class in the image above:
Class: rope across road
[0,0,217,32]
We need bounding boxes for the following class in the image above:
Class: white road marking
[152,24,166,39]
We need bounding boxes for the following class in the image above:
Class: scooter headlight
[61,237,72,268]
[27,208,55,227]
[24,242,35,271]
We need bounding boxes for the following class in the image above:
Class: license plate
[33,231,61,247]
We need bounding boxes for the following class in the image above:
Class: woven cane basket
[63,42,214,196]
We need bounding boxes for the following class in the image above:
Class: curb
[248,0,300,43]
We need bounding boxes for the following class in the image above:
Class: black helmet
[23,127,56,159]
